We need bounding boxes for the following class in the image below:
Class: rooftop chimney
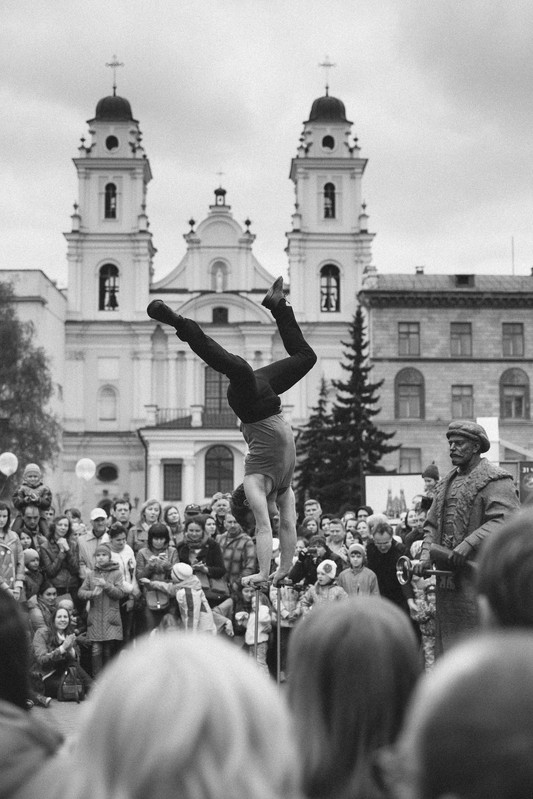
[415,266,424,275]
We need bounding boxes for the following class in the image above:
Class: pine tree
[293,377,335,513]
[0,281,61,498]
[327,305,397,511]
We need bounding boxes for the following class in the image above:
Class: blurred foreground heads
[287,596,422,799]
[68,633,301,799]
[393,632,533,799]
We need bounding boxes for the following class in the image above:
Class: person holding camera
[40,516,80,601]
[288,534,346,587]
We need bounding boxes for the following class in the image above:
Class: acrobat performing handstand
[147,277,317,586]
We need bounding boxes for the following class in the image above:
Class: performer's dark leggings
[174,300,317,421]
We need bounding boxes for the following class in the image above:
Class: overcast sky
[2,0,533,287]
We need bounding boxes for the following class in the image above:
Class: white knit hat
[316,559,337,578]
[172,562,193,582]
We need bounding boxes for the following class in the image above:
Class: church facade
[4,87,530,516]
[3,88,371,515]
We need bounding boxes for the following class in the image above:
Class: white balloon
[0,452,18,477]
[75,457,96,481]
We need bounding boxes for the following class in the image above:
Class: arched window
[320,264,340,312]
[395,368,425,419]
[104,183,117,219]
[98,386,117,421]
[205,446,234,496]
[500,368,530,419]
[322,135,335,151]
[324,182,336,218]
[212,307,228,324]
[99,264,119,311]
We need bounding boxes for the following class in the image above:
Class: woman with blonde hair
[63,634,301,799]
[287,596,422,799]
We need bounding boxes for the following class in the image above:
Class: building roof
[359,273,533,308]
[94,94,134,122]
[305,94,352,125]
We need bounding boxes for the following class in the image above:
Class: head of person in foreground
[67,632,301,799]
[287,596,422,799]
[393,631,533,799]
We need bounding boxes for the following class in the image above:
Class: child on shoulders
[12,463,53,536]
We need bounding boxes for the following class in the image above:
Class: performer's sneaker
[147,299,183,328]
[261,276,285,311]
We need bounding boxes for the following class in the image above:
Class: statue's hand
[451,540,473,569]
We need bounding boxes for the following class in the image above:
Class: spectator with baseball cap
[78,508,109,579]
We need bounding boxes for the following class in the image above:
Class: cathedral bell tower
[65,79,155,321]
[286,89,375,322]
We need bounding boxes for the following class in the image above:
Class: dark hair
[50,515,72,539]
[108,522,128,540]
[38,580,56,596]
[357,505,374,516]
[0,589,31,709]
[163,505,181,528]
[184,514,209,532]
[288,597,421,799]
[0,501,11,529]
[64,507,82,520]
[230,483,252,528]
[477,510,533,627]
[113,498,132,511]
[372,522,393,538]
[147,523,170,549]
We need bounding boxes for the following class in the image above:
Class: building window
[212,307,228,324]
[96,463,118,483]
[502,323,524,357]
[451,385,474,419]
[450,322,472,357]
[104,183,117,219]
[324,182,336,219]
[98,385,117,421]
[105,136,119,152]
[204,367,235,426]
[99,264,119,310]
[322,135,335,151]
[398,323,420,356]
[399,448,421,474]
[320,264,340,312]
[205,446,234,496]
[395,368,425,419]
[163,463,182,501]
[500,368,530,419]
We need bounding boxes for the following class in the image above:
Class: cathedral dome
[94,95,134,121]
[306,94,351,124]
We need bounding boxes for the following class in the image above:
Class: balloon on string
[75,458,96,481]
[0,452,18,477]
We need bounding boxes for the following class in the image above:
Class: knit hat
[316,559,337,578]
[95,543,112,556]
[348,543,366,557]
[172,562,193,582]
[24,548,39,565]
[422,463,439,481]
[23,463,41,478]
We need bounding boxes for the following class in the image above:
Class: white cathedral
[3,87,374,516]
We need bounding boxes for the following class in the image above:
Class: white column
[167,351,177,409]
[182,457,196,504]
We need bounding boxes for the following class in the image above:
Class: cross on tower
[215,170,225,187]
[319,55,336,95]
[106,55,124,96]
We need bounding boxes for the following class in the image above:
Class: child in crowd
[300,559,347,614]
[411,581,437,670]
[23,548,44,601]
[78,543,125,676]
[12,463,53,536]
[269,578,301,680]
[337,543,380,597]
[141,562,216,634]
[237,589,272,676]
